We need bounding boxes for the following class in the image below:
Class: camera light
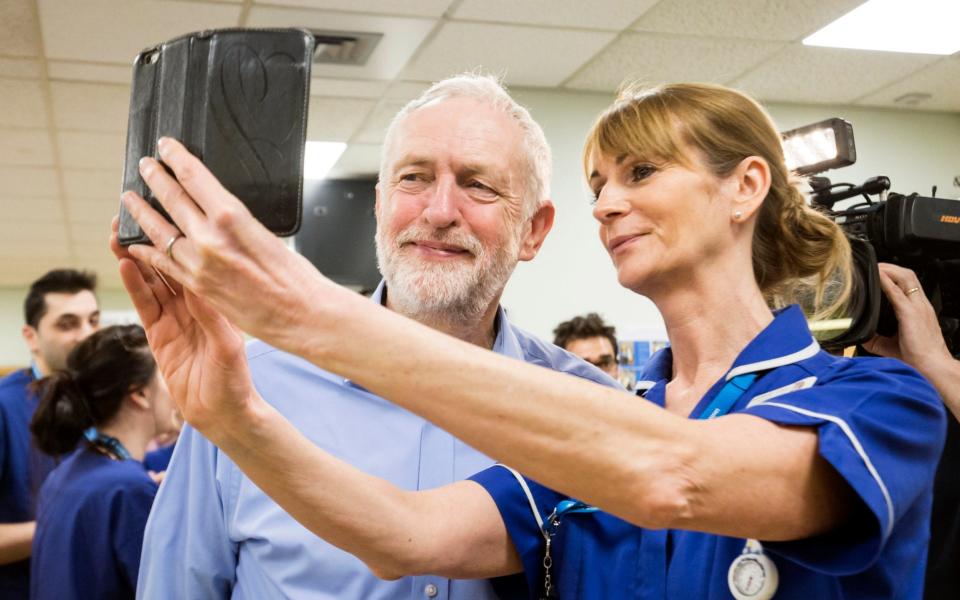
[781,118,856,176]
[304,141,347,180]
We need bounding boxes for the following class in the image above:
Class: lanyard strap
[83,427,132,461]
[538,371,762,598]
[696,373,759,420]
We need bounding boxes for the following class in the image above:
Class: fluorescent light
[804,0,960,55]
[304,141,347,180]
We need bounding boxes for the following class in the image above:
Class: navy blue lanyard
[83,428,132,461]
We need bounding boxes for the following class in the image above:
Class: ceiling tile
[0,130,55,166]
[0,79,49,128]
[856,56,960,113]
[307,97,377,142]
[327,143,381,179]
[47,61,133,85]
[731,46,940,105]
[39,0,242,63]
[402,22,616,87]
[71,242,116,262]
[4,197,65,222]
[50,81,131,132]
[383,81,430,102]
[351,99,407,144]
[57,131,126,169]
[0,221,68,243]
[453,0,658,30]
[632,0,865,42]
[565,33,784,92]
[247,6,436,80]
[252,0,453,18]
[67,198,119,225]
[70,223,113,243]
[0,240,71,260]
[0,0,41,57]
[63,169,122,199]
[0,166,59,196]
[310,77,389,99]
[0,58,42,79]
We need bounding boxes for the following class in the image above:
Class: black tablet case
[118,28,314,245]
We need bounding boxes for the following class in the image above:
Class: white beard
[376,222,522,324]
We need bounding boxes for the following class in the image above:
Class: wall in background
[1,88,958,366]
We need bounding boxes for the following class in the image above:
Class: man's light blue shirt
[137,283,618,599]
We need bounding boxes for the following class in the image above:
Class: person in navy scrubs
[28,325,179,600]
[114,82,946,599]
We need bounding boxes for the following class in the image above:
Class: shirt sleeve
[469,465,565,598]
[742,357,947,575]
[136,425,239,599]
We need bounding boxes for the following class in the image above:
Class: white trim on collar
[635,380,658,393]
[725,339,820,381]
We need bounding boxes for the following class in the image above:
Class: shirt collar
[637,305,820,390]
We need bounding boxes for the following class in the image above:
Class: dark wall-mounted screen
[295,178,381,292]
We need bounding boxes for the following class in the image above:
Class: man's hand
[119,137,335,356]
[110,216,259,441]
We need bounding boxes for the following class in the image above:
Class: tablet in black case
[118,28,314,245]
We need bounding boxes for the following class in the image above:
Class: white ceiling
[1,0,958,289]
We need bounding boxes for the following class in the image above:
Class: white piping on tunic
[762,401,895,541]
[726,339,821,380]
[494,464,544,530]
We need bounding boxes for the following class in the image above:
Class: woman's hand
[110,217,261,442]
[863,263,952,368]
[120,137,338,356]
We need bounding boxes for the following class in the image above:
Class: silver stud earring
[733,210,743,220]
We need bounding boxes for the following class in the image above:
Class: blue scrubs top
[0,368,56,598]
[142,443,175,473]
[470,305,946,599]
[30,447,157,600]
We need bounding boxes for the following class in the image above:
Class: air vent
[893,92,932,106]
[311,30,382,66]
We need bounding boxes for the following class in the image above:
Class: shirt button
[424,583,439,598]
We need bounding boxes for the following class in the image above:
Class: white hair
[378,73,552,218]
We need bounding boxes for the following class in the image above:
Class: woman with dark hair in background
[28,324,178,600]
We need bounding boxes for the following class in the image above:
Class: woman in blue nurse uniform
[115,80,946,599]
[28,325,179,600]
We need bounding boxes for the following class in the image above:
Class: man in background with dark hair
[0,269,99,599]
[553,313,620,379]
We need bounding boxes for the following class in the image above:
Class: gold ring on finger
[165,232,183,261]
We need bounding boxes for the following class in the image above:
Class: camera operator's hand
[864,263,960,419]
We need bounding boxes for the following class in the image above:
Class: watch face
[731,557,766,596]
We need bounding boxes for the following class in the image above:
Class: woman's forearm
[282,289,696,528]
[211,395,518,579]
[920,356,960,422]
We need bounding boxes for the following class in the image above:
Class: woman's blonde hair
[584,82,851,320]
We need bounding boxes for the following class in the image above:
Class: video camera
[782,118,960,353]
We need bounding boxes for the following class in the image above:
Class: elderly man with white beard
[135,74,620,600]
